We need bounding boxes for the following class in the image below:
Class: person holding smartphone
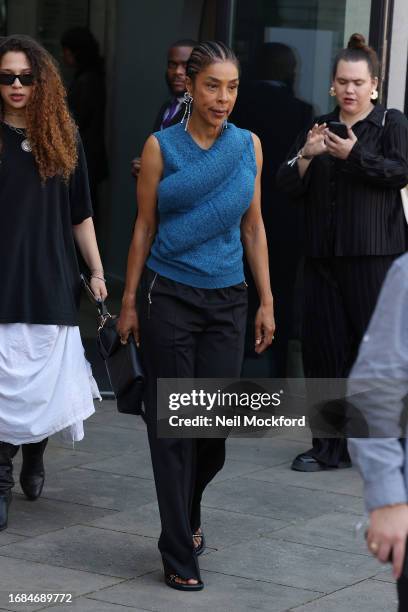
[0,35,107,532]
[277,33,408,472]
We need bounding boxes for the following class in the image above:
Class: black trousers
[302,255,397,466]
[398,575,408,611]
[139,268,247,579]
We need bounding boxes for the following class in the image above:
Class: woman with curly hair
[0,34,107,531]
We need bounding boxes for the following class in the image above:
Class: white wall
[387,0,408,111]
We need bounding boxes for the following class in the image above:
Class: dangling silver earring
[181,91,193,131]
[371,89,378,101]
[329,86,336,97]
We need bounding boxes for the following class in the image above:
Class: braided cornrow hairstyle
[186,41,240,81]
[332,33,380,79]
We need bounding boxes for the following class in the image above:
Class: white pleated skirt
[0,324,100,445]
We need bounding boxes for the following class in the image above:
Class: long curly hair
[0,35,77,181]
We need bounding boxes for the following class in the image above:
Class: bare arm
[241,134,275,353]
[72,217,107,300]
[117,135,163,344]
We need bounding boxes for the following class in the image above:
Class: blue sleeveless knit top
[147,122,257,288]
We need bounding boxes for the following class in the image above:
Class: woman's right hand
[302,123,327,158]
[116,304,140,346]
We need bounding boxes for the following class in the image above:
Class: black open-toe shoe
[193,529,206,556]
[165,573,204,591]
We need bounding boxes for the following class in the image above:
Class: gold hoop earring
[329,86,336,97]
[371,89,379,101]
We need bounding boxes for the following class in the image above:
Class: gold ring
[369,541,379,553]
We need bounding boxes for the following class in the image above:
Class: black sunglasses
[0,73,35,86]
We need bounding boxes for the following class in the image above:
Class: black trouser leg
[140,271,200,579]
[0,442,19,530]
[398,576,408,611]
[190,438,225,531]
[302,256,396,466]
[147,433,198,578]
[302,258,352,465]
[140,270,247,578]
[20,438,48,500]
[190,293,247,530]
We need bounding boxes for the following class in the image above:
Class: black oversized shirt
[277,105,408,257]
[0,123,93,325]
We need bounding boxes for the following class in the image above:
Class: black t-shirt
[0,122,93,325]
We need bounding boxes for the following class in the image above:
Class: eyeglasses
[0,73,35,86]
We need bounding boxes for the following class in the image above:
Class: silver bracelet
[287,148,314,167]
[298,147,314,160]
[91,275,106,283]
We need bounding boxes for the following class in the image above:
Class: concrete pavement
[0,400,397,612]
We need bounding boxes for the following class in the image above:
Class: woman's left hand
[325,127,357,159]
[90,276,108,301]
[254,303,275,354]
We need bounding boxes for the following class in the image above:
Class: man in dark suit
[131,39,196,177]
[231,43,314,377]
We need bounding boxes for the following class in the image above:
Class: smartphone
[327,121,349,139]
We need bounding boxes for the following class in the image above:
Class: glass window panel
[233,0,372,115]
[231,0,372,379]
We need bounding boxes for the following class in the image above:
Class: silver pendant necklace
[2,121,32,152]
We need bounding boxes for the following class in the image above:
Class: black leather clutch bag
[81,275,145,416]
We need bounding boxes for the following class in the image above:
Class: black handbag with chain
[81,275,145,416]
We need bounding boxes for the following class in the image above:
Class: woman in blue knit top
[118,41,274,591]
